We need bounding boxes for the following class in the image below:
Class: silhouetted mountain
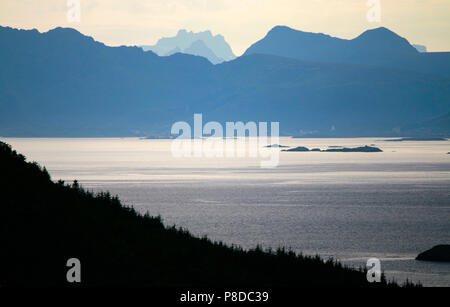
[207,54,450,136]
[245,26,416,63]
[142,29,235,64]
[0,26,449,137]
[0,26,214,136]
[1,141,413,287]
[184,40,224,64]
[244,26,450,76]
[164,46,182,56]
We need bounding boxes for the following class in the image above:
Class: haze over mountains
[0,25,449,137]
[141,29,236,64]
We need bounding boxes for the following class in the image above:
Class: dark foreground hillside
[0,141,409,287]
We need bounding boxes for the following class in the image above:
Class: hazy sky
[1,0,449,55]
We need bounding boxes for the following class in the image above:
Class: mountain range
[244,26,450,77]
[141,29,236,64]
[0,25,449,137]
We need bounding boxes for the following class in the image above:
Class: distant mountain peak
[142,29,235,64]
[267,25,335,39]
[245,25,419,64]
[363,26,391,33]
[184,39,224,64]
[353,26,418,56]
[356,26,407,41]
[177,29,213,36]
[43,26,98,46]
[268,25,292,32]
[47,26,82,34]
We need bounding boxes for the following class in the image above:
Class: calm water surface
[3,137,450,286]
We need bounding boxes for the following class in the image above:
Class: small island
[325,146,383,152]
[416,245,450,262]
[282,146,309,152]
[282,145,382,152]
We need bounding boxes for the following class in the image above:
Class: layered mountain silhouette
[183,40,224,64]
[0,26,449,137]
[142,29,236,64]
[244,26,450,77]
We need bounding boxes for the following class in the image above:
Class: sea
[2,137,449,286]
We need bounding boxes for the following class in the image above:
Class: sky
[0,0,449,55]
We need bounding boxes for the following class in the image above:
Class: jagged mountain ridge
[142,29,236,64]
